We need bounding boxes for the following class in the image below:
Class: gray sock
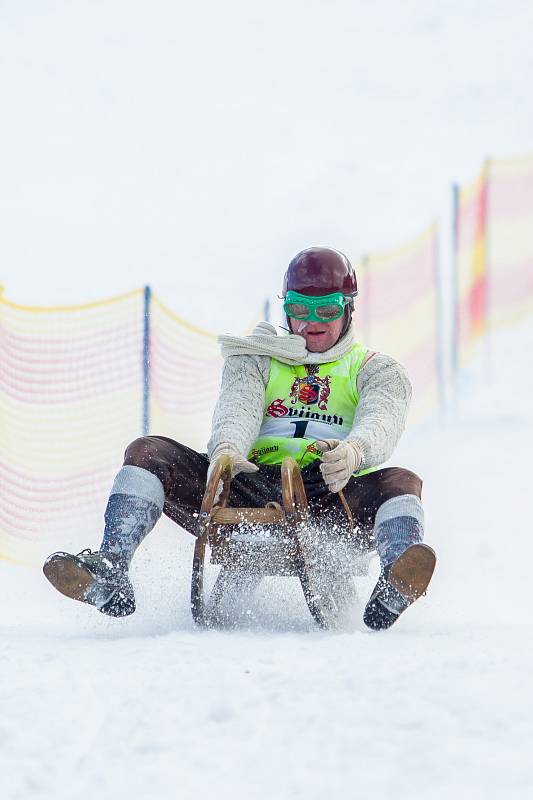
[100,465,165,565]
[373,494,424,569]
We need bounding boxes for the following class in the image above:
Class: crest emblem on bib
[289,374,331,410]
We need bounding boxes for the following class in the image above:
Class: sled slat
[211,507,285,525]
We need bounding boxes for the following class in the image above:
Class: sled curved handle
[281,457,308,522]
[198,455,232,522]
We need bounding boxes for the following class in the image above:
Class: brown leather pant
[124,436,422,539]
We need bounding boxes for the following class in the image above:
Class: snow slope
[1,316,532,800]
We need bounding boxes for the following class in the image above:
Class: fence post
[451,183,460,387]
[432,222,446,422]
[483,158,492,384]
[142,285,151,436]
[450,182,462,421]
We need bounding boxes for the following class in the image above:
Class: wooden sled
[191,455,372,629]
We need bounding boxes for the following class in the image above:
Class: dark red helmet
[282,247,358,298]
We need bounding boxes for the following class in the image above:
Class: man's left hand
[316,439,364,493]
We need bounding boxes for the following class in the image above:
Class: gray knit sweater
[207,348,412,469]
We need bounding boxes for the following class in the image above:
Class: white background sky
[1,0,532,330]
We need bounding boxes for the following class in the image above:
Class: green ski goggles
[283,291,350,323]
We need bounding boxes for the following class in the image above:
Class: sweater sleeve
[207,355,270,459]
[347,353,412,468]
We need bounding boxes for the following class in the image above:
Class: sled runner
[191,455,372,628]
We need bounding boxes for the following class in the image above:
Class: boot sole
[43,554,95,603]
[389,543,436,603]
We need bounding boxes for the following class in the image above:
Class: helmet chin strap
[331,305,353,346]
[338,304,353,339]
[286,306,353,346]
[294,320,310,333]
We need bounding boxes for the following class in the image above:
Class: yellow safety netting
[487,153,533,329]
[0,289,221,564]
[455,163,489,368]
[455,153,533,368]
[358,223,442,424]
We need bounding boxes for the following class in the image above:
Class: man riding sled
[44,247,436,630]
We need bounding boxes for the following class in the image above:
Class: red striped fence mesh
[0,289,221,563]
[359,223,442,424]
[454,153,533,368]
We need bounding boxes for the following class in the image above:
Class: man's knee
[122,436,206,503]
[123,436,182,474]
[377,467,423,502]
[124,436,158,469]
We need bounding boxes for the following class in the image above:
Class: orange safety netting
[454,153,533,368]
[455,164,488,368]
[358,224,442,424]
[487,154,533,328]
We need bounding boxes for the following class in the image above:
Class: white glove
[316,439,364,493]
[207,442,258,483]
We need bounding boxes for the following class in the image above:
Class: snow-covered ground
[1,316,532,800]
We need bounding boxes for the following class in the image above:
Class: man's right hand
[207,443,259,482]
[207,444,258,503]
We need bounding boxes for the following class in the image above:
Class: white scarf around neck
[218,321,356,365]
